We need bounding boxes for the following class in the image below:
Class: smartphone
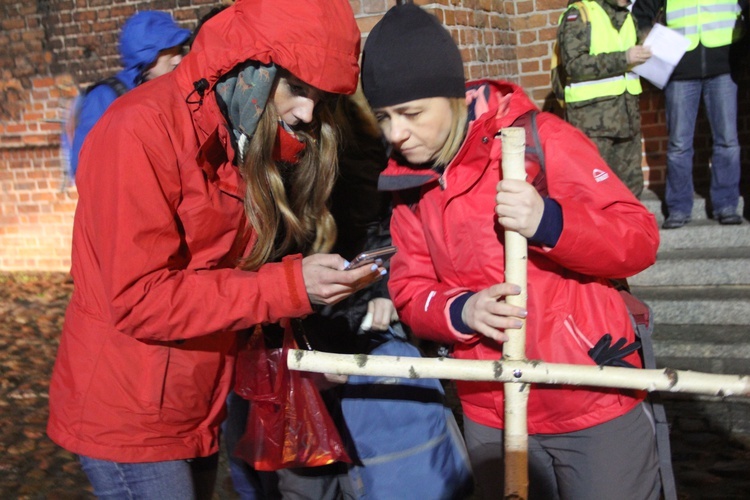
[347,245,397,270]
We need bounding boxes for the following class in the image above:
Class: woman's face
[373,97,454,165]
[272,75,324,128]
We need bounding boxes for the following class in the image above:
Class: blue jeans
[79,453,218,499]
[223,391,279,499]
[664,73,740,216]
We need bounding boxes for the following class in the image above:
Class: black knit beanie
[361,3,466,109]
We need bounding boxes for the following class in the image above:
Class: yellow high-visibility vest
[666,0,743,51]
[564,0,642,103]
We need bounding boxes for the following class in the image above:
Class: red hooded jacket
[380,81,659,434]
[47,0,360,462]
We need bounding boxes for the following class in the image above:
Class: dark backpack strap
[509,110,545,170]
[526,111,545,171]
[84,76,129,98]
[620,290,678,500]
[509,110,548,196]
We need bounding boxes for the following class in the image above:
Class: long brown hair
[241,93,339,271]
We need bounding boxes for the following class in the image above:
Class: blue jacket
[70,11,189,179]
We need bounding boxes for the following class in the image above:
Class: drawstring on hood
[187,78,209,106]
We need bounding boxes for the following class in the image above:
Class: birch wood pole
[286,350,750,397]
[499,126,529,499]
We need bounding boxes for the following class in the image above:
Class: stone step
[630,247,750,286]
[650,325,750,440]
[651,324,750,374]
[655,219,750,251]
[655,351,750,376]
[661,393,750,436]
[630,285,750,326]
[652,323,750,344]
[655,353,750,380]
[640,190,746,224]
[634,191,750,452]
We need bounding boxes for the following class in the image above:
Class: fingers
[626,47,637,64]
[626,45,651,65]
[361,298,398,331]
[495,179,544,237]
[486,282,522,299]
[359,312,374,331]
[461,283,527,343]
[303,254,386,306]
[304,252,350,271]
[368,298,397,331]
[310,372,349,390]
[390,308,400,323]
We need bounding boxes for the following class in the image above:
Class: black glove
[588,333,641,368]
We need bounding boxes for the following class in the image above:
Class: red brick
[521,60,540,73]
[516,1,535,14]
[32,77,55,89]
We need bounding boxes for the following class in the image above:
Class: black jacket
[298,98,394,354]
[632,0,748,80]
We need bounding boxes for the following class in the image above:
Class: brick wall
[0,74,78,270]
[0,0,216,271]
[1,0,748,271]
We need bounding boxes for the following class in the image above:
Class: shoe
[716,210,743,225]
[662,212,691,229]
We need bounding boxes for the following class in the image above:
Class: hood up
[119,11,191,71]
[177,0,361,96]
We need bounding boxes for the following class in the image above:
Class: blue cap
[118,11,191,70]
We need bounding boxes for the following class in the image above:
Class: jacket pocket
[158,333,233,426]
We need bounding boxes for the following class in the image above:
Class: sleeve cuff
[530,197,563,248]
[448,292,476,334]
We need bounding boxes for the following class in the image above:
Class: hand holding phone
[346,245,397,270]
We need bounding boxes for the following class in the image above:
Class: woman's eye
[289,84,306,96]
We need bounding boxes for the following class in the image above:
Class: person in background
[632,0,747,228]
[557,0,652,198]
[46,1,375,498]
[361,3,661,499]
[68,10,190,181]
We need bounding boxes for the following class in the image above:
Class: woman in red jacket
[46,1,381,497]
[361,4,661,500]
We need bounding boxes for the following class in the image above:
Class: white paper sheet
[631,23,691,89]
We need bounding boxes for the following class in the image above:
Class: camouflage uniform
[558,0,644,197]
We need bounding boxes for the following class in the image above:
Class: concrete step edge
[629,258,750,286]
[650,323,750,341]
[657,222,750,251]
[640,190,746,223]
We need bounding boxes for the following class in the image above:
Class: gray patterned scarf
[215,60,277,164]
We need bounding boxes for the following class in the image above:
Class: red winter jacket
[47,0,360,462]
[379,80,659,434]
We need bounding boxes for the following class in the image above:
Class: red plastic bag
[233,325,350,471]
